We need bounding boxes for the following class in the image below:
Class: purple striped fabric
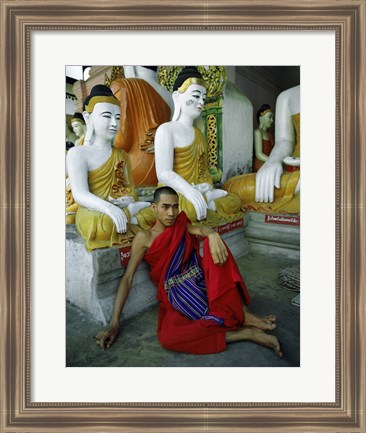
[164,236,224,326]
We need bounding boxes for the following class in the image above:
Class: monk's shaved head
[153,186,178,204]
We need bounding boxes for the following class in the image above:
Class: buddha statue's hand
[205,188,227,202]
[205,189,228,212]
[106,204,129,233]
[186,186,208,221]
[127,201,151,216]
[192,182,213,194]
[108,195,135,208]
[255,161,283,203]
[283,156,300,167]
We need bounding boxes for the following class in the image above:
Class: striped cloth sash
[164,236,224,325]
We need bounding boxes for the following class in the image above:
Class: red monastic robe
[144,212,251,355]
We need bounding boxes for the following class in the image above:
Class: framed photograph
[1,0,365,432]
[65,63,301,370]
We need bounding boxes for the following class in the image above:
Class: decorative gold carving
[206,114,218,169]
[201,66,226,98]
[204,99,223,111]
[104,66,125,87]
[158,66,227,98]
[157,66,181,93]
[112,161,130,197]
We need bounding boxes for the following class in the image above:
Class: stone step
[244,212,300,259]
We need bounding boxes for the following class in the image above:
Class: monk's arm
[95,232,148,349]
[187,224,228,265]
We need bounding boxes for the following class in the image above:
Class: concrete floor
[66,251,300,368]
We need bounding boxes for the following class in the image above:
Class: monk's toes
[266,321,276,330]
[276,347,284,358]
[273,341,283,358]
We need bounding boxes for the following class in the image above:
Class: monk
[96,186,283,357]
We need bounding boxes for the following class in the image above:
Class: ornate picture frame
[1,1,365,431]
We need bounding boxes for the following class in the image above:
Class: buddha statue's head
[71,112,86,138]
[172,66,207,121]
[82,84,121,145]
[256,104,274,129]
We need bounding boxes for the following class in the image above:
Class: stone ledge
[244,211,300,260]
[66,218,249,325]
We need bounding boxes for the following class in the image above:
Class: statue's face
[89,102,120,140]
[71,121,85,137]
[262,112,274,128]
[178,84,207,119]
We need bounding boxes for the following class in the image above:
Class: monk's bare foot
[243,308,277,330]
[226,327,283,358]
[249,328,283,358]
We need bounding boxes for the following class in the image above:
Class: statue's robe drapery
[253,130,274,172]
[111,78,171,187]
[75,147,152,251]
[160,127,243,225]
[144,212,250,355]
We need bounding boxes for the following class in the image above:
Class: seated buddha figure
[223,85,300,214]
[154,66,243,225]
[253,104,274,172]
[66,84,153,251]
[71,112,87,146]
[65,112,87,223]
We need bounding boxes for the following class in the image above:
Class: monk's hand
[208,232,228,265]
[95,324,119,350]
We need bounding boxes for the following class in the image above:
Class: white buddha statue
[223,85,300,214]
[154,67,243,225]
[70,112,87,146]
[255,85,300,202]
[253,104,274,172]
[66,84,153,250]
